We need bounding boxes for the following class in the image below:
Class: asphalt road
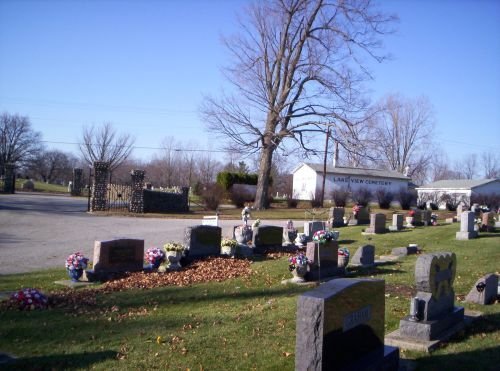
[0,192,285,275]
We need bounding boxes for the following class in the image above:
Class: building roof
[295,163,411,180]
[417,179,499,190]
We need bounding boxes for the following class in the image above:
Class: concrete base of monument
[385,310,481,352]
[306,266,346,281]
[456,231,478,240]
[54,280,97,288]
[280,277,317,286]
[388,226,403,232]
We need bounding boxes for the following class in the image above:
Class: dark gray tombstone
[421,210,432,226]
[471,203,481,217]
[412,209,424,226]
[348,207,370,226]
[364,213,387,234]
[305,241,343,280]
[85,238,144,281]
[295,278,399,371]
[391,244,419,257]
[329,207,345,227]
[465,274,498,305]
[184,225,221,258]
[456,211,478,240]
[398,252,464,341]
[388,214,404,232]
[304,221,326,238]
[252,225,283,253]
[350,245,375,267]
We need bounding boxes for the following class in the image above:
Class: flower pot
[291,264,307,283]
[221,245,236,257]
[283,229,298,244]
[337,255,349,268]
[166,250,182,271]
[331,231,340,241]
[150,258,163,270]
[296,233,308,247]
[405,217,414,227]
[67,268,83,282]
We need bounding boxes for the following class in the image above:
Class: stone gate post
[90,162,109,212]
[130,169,145,213]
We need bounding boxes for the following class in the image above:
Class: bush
[331,187,350,207]
[201,184,225,211]
[351,187,372,207]
[375,188,394,209]
[286,198,298,208]
[216,172,259,191]
[429,203,439,210]
[229,188,250,208]
[440,193,468,212]
[192,181,204,196]
[471,193,500,210]
[397,188,416,210]
[310,198,322,208]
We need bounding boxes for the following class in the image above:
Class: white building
[416,179,500,208]
[292,163,411,201]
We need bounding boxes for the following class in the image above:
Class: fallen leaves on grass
[103,257,252,291]
[29,257,253,314]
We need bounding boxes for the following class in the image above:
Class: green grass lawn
[0,224,499,370]
[15,179,68,194]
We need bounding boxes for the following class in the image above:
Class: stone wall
[143,187,189,213]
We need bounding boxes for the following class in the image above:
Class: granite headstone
[295,278,399,370]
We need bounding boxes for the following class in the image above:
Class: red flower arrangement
[10,288,48,310]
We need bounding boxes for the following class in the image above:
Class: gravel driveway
[0,193,285,275]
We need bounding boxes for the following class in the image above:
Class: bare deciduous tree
[459,153,478,180]
[481,150,499,178]
[369,94,435,183]
[0,112,42,174]
[28,149,77,183]
[79,122,135,172]
[201,0,396,209]
[429,152,460,182]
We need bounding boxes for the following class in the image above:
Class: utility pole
[320,125,331,207]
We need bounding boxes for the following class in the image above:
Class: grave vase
[291,264,307,283]
[405,217,414,227]
[166,251,182,271]
[150,258,163,270]
[67,268,84,282]
[337,255,349,269]
[221,244,236,257]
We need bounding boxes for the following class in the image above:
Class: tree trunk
[254,145,274,210]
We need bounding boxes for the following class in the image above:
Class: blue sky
[1,0,499,165]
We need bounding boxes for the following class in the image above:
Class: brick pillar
[90,162,109,211]
[71,168,83,196]
[129,169,145,213]
[3,164,15,194]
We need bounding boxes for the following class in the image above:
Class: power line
[40,140,229,153]
[0,96,198,115]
